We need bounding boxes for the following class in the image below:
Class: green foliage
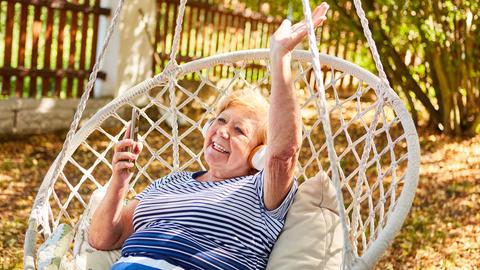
[240,0,480,136]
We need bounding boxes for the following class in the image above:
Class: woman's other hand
[269,3,329,57]
[111,123,143,187]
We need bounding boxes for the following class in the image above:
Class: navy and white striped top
[120,170,297,270]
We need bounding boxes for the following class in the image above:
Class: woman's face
[203,105,263,177]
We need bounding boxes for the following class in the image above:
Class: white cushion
[37,223,74,270]
[266,171,343,270]
[72,187,122,269]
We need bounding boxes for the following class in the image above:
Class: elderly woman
[89,3,329,270]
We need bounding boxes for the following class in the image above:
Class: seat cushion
[72,187,122,270]
[37,223,74,270]
[266,171,343,270]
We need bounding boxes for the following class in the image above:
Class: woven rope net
[25,49,419,269]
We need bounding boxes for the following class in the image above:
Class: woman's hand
[111,123,143,188]
[270,3,329,57]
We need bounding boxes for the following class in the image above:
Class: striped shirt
[120,170,297,270]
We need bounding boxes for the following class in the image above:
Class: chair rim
[25,48,420,270]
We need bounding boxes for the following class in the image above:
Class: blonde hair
[215,89,269,145]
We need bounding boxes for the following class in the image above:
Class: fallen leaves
[0,130,479,269]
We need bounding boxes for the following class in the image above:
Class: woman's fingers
[312,2,329,24]
[291,3,328,32]
[115,139,135,152]
[291,3,328,30]
[113,161,135,172]
[113,152,138,164]
[277,3,328,51]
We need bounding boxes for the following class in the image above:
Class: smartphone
[129,108,139,153]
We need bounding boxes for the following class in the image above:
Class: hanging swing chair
[24,0,420,269]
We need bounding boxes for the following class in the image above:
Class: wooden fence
[149,0,281,82]
[151,0,364,87]
[0,0,365,99]
[0,0,110,98]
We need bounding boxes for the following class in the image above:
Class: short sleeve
[254,170,298,221]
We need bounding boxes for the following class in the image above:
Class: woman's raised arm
[264,3,329,210]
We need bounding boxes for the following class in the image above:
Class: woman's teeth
[213,142,229,153]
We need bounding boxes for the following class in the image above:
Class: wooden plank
[333,30,341,57]
[5,0,110,15]
[161,1,171,69]
[201,6,211,57]
[251,20,259,48]
[225,13,233,51]
[193,7,201,58]
[2,1,15,96]
[184,5,193,60]
[233,13,241,51]
[170,1,178,62]
[319,22,328,53]
[15,3,29,97]
[259,22,266,49]
[54,8,66,97]
[29,4,42,97]
[242,19,251,50]
[349,40,361,89]
[77,2,90,96]
[42,7,54,96]
[66,6,79,98]
[214,11,226,76]
[238,17,245,51]
[224,13,233,75]
[339,31,351,88]
[260,23,269,48]
[214,13,223,53]
[88,0,100,96]
[0,66,106,80]
[160,1,170,69]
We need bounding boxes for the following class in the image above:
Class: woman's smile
[212,142,229,153]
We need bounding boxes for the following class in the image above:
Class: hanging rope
[351,0,390,88]
[298,0,356,268]
[165,0,188,171]
[168,0,188,67]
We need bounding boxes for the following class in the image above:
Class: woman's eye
[217,118,226,123]
[235,127,245,135]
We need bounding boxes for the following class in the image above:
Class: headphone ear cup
[249,145,267,171]
[202,119,214,137]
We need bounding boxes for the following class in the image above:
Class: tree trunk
[431,47,454,134]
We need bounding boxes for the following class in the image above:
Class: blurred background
[0,0,479,268]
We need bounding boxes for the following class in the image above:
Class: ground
[0,129,479,269]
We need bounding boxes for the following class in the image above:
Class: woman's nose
[217,125,229,139]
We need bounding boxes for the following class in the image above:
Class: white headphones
[202,118,267,171]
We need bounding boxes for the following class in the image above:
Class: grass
[0,128,479,269]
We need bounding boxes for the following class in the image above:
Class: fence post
[94,0,157,98]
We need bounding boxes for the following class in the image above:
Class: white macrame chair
[24,0,420,269]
